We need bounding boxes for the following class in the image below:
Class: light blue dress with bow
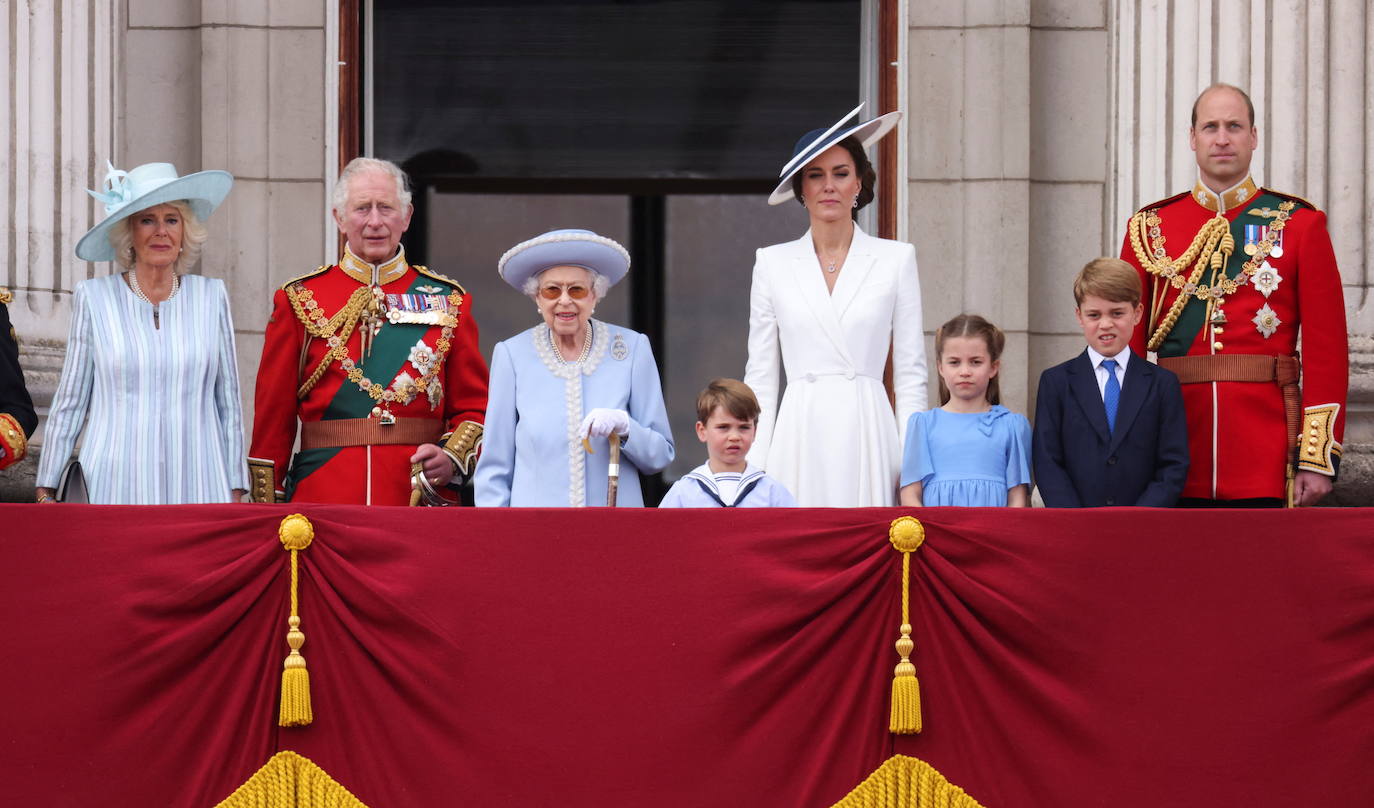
[475,319,674,507]
[900,405,1032,507]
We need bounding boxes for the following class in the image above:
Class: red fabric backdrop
[2,505,1372,807]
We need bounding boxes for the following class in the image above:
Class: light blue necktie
[1102,358,1120,433]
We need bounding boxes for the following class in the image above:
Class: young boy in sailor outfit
[659,378,797,508]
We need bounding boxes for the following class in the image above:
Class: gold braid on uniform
[286,283,375,399]
[441,420,484,477]
[1127,212,1232,351]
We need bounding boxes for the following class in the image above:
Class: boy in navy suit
[1033,258,1188,507]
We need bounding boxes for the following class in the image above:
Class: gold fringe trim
[888,517,925,734]
[214,751,369,808]
[829,755,985,808]
[278,515,315,727]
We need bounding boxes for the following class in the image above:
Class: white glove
[580,408,631,439]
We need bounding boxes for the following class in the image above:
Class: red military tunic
[1121,176,1347,500]
[249,247,489,504]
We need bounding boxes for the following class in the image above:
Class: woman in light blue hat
[743,104,928,507]
[35,162,247,504]
[475,229,674,506]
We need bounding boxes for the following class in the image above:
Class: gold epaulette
[0,287,12,305]
[280,265,331,291]
[1135,190,1193,214]
[413,265,468,296]
[1262,188,1319,212]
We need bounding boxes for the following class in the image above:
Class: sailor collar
[1191,175,1259,214]
[340,245,409,286]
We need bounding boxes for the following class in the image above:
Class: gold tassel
[888,516,926,734]
[278,514,315,727]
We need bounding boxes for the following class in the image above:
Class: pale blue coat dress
[36,273,248,503]
[475,320,674,507]
[900,405,1032,507]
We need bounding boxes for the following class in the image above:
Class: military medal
[1242,224,1261,256]
[1251,261,1283,298]
[386,292,448,325]
[1252,303,1281,338]
[1269,228,1284,258]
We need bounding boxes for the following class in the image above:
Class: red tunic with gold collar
[249,247,489,504]
[1121,176,1347,500]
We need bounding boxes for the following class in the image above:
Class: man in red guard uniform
[1122,84,1348,507]
[249,157,488,505]
[0,289,38,477]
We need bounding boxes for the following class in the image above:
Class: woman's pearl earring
[853,197,859,209]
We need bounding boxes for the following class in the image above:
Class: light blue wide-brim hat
[497,229,631,292]
[768,103,902,206]
[74,161,234,261]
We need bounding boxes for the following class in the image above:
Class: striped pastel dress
[36,273,248,503]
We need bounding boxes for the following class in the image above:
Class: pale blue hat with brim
[75,161,234,261]
[497,229,631,292]
[768,103,902,206]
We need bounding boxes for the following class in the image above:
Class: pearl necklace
[550,320,593,365]
[128,270,180,328]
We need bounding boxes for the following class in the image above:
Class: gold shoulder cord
[286,282,375,399]
[1129,202,1296,350]
[1127,211,1232,351]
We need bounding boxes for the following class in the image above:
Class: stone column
[907,3,1033,412]
[126,1,330,441]
[0,0,119,498]
[1108,0,1374,503]
[0,1,330,500]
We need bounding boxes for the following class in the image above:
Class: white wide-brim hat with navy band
[497,229,631,292]
[768,103,903,206]
[74,161,234,261]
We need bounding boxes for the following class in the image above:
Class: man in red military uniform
[0,290,38,475]
[249,157,488,505]
[1122,84,1347,506]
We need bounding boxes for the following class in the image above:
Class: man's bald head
[1191,83,1255,129]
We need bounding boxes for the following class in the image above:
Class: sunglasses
[538,283,591,300]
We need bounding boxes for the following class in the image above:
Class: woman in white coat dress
[743,105,927,506]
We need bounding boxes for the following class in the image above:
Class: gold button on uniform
[1212,341,1224,351]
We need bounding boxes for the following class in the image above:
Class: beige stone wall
[124,0,331,439]
[907,1,1108,418]
[1,0,330,500]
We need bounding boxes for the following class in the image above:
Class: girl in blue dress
[899,314,1032,507]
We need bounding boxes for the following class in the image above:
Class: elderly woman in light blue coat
[475,229,674,506]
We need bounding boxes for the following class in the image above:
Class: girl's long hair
[934,313,1005,405]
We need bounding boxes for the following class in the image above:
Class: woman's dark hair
[790,135,877,221]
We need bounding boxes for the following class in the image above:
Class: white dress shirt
[1085,345,1131,401]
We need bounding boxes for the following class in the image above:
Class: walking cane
[606,432,621,507]
[583,431,622,507]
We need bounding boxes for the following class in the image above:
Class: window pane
[374,0,861,180]
[662,194,803,477]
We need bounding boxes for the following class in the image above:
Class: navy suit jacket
[1033,349,1188,507]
